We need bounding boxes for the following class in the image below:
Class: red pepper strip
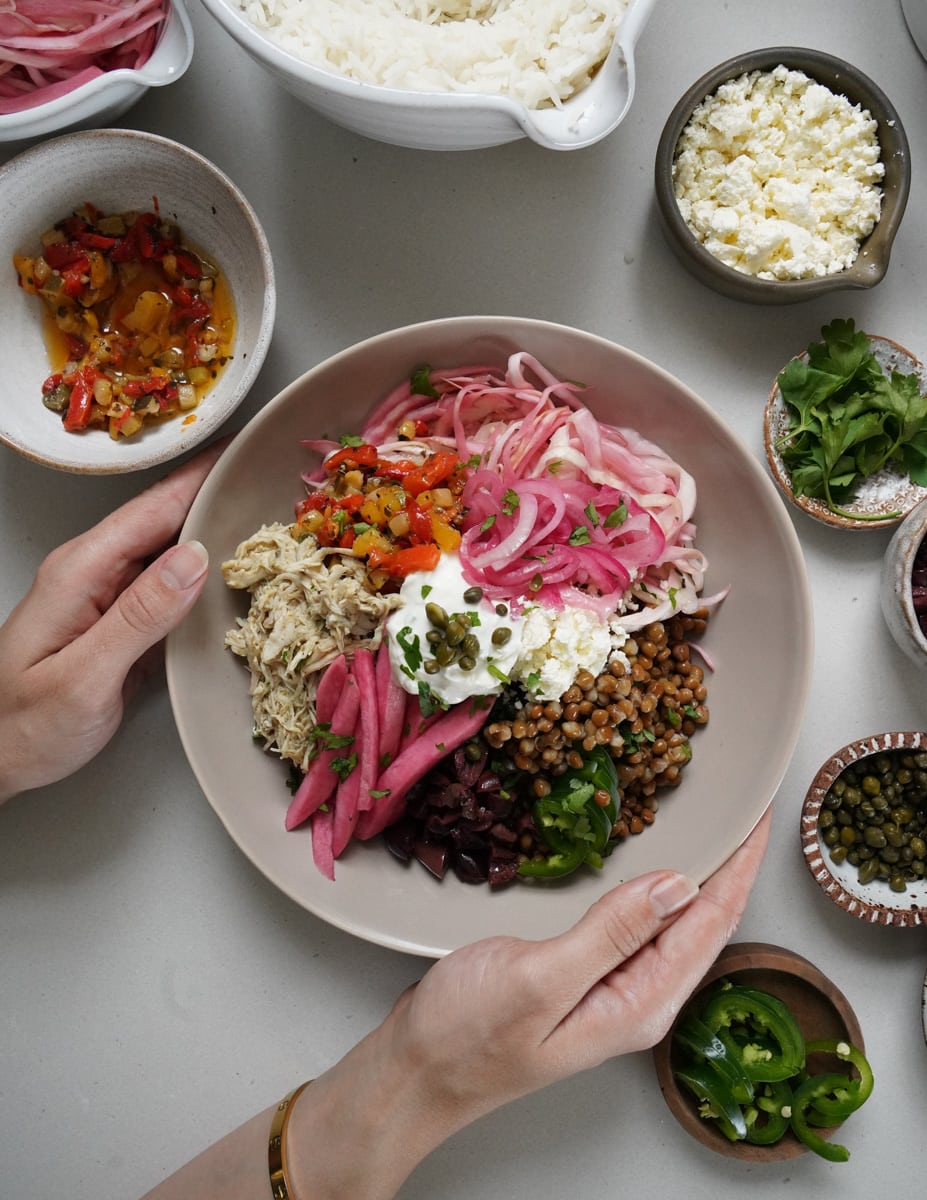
[324,443,379,472]
[62,367,97,431]
[121,376,173,398]
[76,231,117,251]
[64,333,86,360]
[405,496,434,543]
[367,543,440,577]
[61,267,89,298]
[44,241,88,270]
[173,249,203,278]
[400,451,459,496]
[42,373,62,395]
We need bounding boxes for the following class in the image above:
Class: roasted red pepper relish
[293,442,468,580]
[14,202,235,439]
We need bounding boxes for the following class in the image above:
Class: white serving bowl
[0,128,275,474]
[197,0,655,151]
[0,0,194,144]
[166,316,812,957]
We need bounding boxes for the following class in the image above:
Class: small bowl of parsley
[763,318,927,530]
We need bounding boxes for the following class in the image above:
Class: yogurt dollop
[386,555,522,706]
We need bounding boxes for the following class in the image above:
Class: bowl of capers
[800,732,927,927]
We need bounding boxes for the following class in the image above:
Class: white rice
[233,0,631,109]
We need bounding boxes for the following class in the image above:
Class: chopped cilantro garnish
[568,525,592,546]
[547,460,562,474]
[420,584,433,599]
[584,499,599,526]
[369,788,391,799]
[604,502,627,528]
[417,681,447,718]
[410,364,439,398]
[502,488,520,516]
[480,514,497,532]
[339,433,364,447]
[668,585,679,610]
[487,662,510,684]
[330,752,358,781]
[396,625,423,673]
[309,723,355,751]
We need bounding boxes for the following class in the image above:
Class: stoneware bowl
[166,316,813,958]
[881,497,927,666]
[801,731,927,927]
[653,942,865,1161]
[0,128,275,474]
[0,0,194,144]
[198,0,655,151]
[654,47,910,304]
[764,334,927,529]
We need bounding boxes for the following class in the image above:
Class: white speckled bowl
[198,0,655,151]
[801,732,927,928]
[764,334,927,529]
[0,128,275,474]
[881,497,927,666]
[0,1,194,144]
[654,47,911,303]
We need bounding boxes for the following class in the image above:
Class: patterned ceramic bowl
[801,732,927,927]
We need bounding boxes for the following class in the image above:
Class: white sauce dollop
[386,554,629,706]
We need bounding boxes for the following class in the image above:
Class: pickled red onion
[0,0,169,114]
[358,353,709,628]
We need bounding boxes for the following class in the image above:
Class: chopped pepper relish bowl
[0,128,275,474]
[166,316,812,957]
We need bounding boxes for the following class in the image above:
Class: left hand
[0,440,226,803]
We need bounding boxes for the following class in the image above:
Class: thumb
[81,540,210,681]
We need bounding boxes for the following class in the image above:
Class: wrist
[282,1016,463,1200]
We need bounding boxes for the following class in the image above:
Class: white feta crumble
[672,64,885,280]
[511,605,628,701]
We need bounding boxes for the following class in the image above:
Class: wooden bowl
[653,942,864,1161]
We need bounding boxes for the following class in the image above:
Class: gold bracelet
[268,1080,313,1200]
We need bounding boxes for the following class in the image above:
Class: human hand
[391,809,770,1125]
[0,440,227,803]
[287,812,770,1199]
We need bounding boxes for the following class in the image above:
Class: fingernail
[649,872,699,918]
[160,540,209,591]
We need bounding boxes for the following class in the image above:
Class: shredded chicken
[222,522,402,770]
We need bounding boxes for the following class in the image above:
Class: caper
[458,655,476,671]
[495,603,508,616]
[462,586,483,604]
[819,809,835,830]
[491,626,512,647]
[425,630,442,645]
[445,619,466,645]
[823,825,840,847]
[829,845,848,865]
[911,836,927,858]
[423,658,440,675]
[425,603,448,628]
[858,858,880,885]
[462,634,480,658]
[890,874,908,893]
[839,827,857,847]
[864,826,886,849]
[434,643,455,667]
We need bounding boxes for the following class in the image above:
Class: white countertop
[2,2,926,1195]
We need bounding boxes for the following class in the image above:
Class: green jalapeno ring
[803,1039,873,1118]
[673,1061,747,1142]
[701,985,805,1082]
[743,1079,793,1145]
[790,1073,853,1162]
[672,1015,755,1105]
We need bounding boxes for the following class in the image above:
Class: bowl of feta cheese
[654,48,910,304]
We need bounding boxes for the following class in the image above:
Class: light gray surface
[1,1,926,1195]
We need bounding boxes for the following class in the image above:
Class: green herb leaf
[339,433,364,447]
[502,488,520,516]
[604,502,627,528]
[776,318,927,521]
[480,514,497,532]
[410,365,438,398]
[330,752,358,781]
[396,625,423,673]
[309,723,355,751]
[584,499,600,527]
[569,525,592,546]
